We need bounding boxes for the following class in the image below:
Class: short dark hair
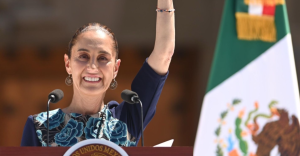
[68,23,119,59]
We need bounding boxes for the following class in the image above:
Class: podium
[0,147,193,156]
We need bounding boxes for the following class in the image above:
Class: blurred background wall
[0,0,299,147]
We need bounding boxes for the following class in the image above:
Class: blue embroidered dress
[21,60,168,147]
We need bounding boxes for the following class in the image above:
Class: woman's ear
[114,59,121,78]
[64,54,71,74]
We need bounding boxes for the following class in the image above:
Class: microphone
[48,89,64,103]
[121,89,139,104]
[47,89,64,147]
[121,89,144,147]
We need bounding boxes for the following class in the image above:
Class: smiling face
[64,30,121,96]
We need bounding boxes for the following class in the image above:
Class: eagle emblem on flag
[214,99,300,156]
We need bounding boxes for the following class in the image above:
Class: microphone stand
[137,99,144,147]
[122,90,144,147]
[46,89,64,147]
[47,98,51,147]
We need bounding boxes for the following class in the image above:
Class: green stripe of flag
[206,0,290,93]
[236,0,248,12]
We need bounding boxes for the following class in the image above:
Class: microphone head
[121,89,138,104]
[48,89,64,103]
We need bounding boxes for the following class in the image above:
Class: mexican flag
[194,0,300,156]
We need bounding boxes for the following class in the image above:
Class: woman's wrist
[157,0,174,10]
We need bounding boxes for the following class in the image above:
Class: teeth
[84,77,100,82]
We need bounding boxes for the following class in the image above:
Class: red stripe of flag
[263,5,276,16]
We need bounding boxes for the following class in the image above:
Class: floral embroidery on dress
[103,109,129,146]
[84,117,102,139]
[54,119,84,146]
[35,109,65,130]
[32,105,136,147]
[107,120,128,145]
[36,130,47,146]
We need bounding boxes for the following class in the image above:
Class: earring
[65,74,73,86]
[110,78,118,90]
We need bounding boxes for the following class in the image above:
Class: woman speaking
[21,0,175,147]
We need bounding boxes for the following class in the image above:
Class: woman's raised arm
[148,0,175,75]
